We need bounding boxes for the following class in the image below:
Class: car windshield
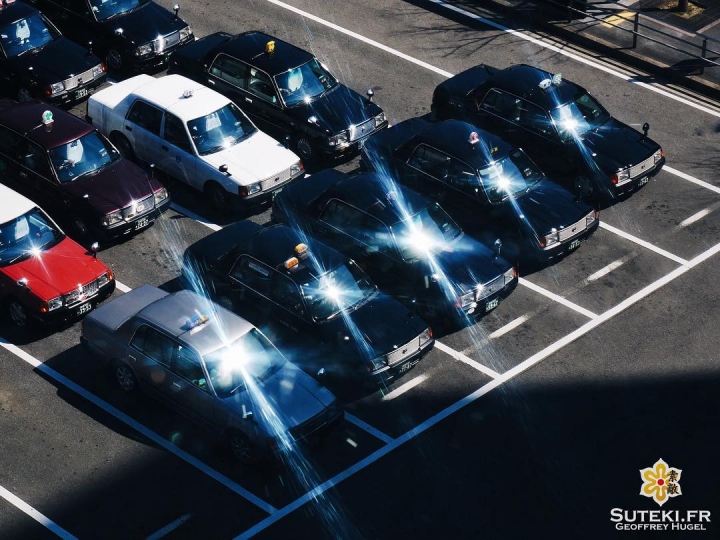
[89,0,145,21]
[479,150,544,203]
[274,58,338,106]
[49,131,120,183]
[549,92,611,142]
[0,12,59,58]
[0,207,64,267]
[187,102,257,156]
[300,260,375,320]
[204,328,287,398]
[391,203,463,261]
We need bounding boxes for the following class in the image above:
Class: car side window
[247,68,278,105]
[127,100,163,136]
[17,141,51,177]
[269,273,306,316]
[62,0,93,18]
[480,89,522,124]
[130,325,174,368]
[408,144,452,179]
[210,54,249,90]
[163,113,193,154]
[174,346,209,392]
[321,199,395,257]
[230,256,272,297]
[517,101,556,138]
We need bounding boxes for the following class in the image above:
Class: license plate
[399,358,419,374]
[569,239,581,250]
[75,88,88,100]
[76,302,92,316]
[485,298,499,312]
[134,217,150,230]
[638,176,649,187]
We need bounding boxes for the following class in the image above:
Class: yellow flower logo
[640,458,682,506]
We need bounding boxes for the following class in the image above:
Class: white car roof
[130,74,232,121]
[0,184,36,224]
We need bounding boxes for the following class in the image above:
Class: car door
[127,324,177,399]
[10,136,65,211]
[124,99,164,165]
[223,255,275,325]
[159,112,198,188]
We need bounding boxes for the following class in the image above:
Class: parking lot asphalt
[2,0,720,538]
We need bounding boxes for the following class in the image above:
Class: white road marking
[380,374,428,401]
[586,258,626,282]
[115,281,131,293]
[488,315,529,339]
[146,514,193,540]
[0,484,77,540]
[678,208,712,228]
[599,222,689,265]
[663,166,720,195]
[345,414,393,444]
[0,338,277,515]
[434,341,500,378]
[170,203,223,231]
[518,278,598,319]
[236,238,720,540]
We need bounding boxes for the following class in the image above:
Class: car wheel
[6,298,29,328]
[113,361,138,393]
[105,49,125,73]
[18,88,32,102]
[205,181,231,214]
[72,217,90,240]
[110,132,135,161]
[294,134,315,163]
[228,430,259,464]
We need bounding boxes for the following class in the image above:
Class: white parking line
[146,514,192,540]
[170,203,222,231]
[236,238,720,540]
[664,166,720,195]
[0,338,277,515]
[518,278,598,319]
[678,208,712,228]
[488,316,529,339]
[586,258,626,282]
[380,374,428,401]
[434,341,500,378]
[115,281,131,293]
[345,414,393,444]
[0,484,77,540]
[599,222,689,266]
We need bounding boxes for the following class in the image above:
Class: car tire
[110,132,135,161]
[72,217,90,241]
[205,181,232,214]
[6,297,29,328]
[105,49,125,73]
[18,88,32,102]
[112,361,138,393]
[293,134,316,164]
[227,430,259,464]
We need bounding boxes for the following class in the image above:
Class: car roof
[0,100,93,149]
[130,74,231,120]
[221,31,314,76]
[413,120,512,168]
[0,1,36,25]
[138,289,255,356]
[0,183,37,224]
[240,224,347,283]
[492,64,580,108]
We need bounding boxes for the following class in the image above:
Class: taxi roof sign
[551,73,563,85]
[265,40,275,54]
[284,256,299,269]
[41,110,53,125]
[184,311,210,330]
[468,131,480,145]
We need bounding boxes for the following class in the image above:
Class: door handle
[128,355,136,362]
[172,382,182,390]
[207,79,215,85]
[161,145,168,151]
[19,172,27,178]
[124,125,132,132]
[245,97,253,103]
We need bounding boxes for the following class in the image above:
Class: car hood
[99,2,188,46]
[515,180,592,234]
[581,118,660,174]
[2,237,108,301]
[62,159,156,215]
[9,38,101,82]
[227,362,334,430]
[202,132,299,184]
[287,84,382,136]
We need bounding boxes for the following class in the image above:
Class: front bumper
[370,337,435,385]
[101,197,171,239]
[612,158,665,198]
[34,279,116,325]
[531,217,600,264]
[130,36,196,71]
[323,119,390,157]
[459,277,518,321]
[45,74,108,107]
[242,170,306,207]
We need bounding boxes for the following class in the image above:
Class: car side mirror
[494,238,502,258]
[219,164,230,175]
[86,40,93,57]
[242,404,253,420]
[284,134,291,149]
[366,88,374,102]
[316,367,326,378]
[114,28,124,36]
[642,122,650,137]
[173,3,180,18]
[17,277,28,288]
[308,116,319,126]
[91,242,99,258]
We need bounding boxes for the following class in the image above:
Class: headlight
[503,267,517,285]
[290,161,303,177]
[586,210,598,227]
[610,167,630,185]
[179,25,193,41]
[328,131,349,147]
[374,112,386,127]
[135,43,153,57]
[102,210,122,227]
[368,356,386,372]
[49,82,64,95]
[458,290,475,308]
[153,187,169,205]
[653,148,664,163]
[97,271,113,288]
[47,297,63,311]
[92,63,105,78]
[541,228,559,249]
[419,327,433,347]
[239,182,261,197]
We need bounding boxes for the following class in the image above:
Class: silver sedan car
[80,285,343,463]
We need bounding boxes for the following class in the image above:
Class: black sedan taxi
[0,0,106,104]
[361,119,599,266]
[0,99,170,241]
[432,64,665,203]
[272,169,518,327]
[27,0,193,73]
[182,221,434,387]
[168,31,388,163]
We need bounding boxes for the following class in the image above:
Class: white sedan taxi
[86,74,304,211]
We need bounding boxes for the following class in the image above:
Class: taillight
[538,235,547,248]
[610,174,619,185]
